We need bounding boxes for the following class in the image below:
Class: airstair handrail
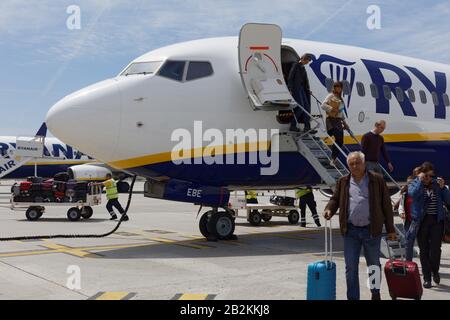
[291,102,351,165]
[310,93,401,191]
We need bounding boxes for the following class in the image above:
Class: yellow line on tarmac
[130,230,215,249]
[0,242,152,259]
[42,243,99,258]
[272,234,314,241]
[178,294,210,300]
[149,237,213,250]
[90,292,136,300]
[0,249,54,258]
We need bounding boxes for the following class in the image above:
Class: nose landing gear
[199,208,236,241]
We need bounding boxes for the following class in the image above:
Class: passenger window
[342,80,351,95]
[432,92,439,106]
[395,87,404,102]
[186,62,213,81]
[407,89,416,102]
[383,85,392,100]
[356,82,365,97]
[325,78,334,93]
[444,93,450,107]
[158,61,186,82]
[419,90,427,104]
[370,84,379,99]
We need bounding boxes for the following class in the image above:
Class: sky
[0,0,449,136]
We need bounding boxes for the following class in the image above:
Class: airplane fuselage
[0,137,93,179]
[46,36,450,190]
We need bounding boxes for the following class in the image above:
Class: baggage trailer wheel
[207,211,235,240]
[248,210,262,226]
[81,206,93,219]
[26,207,42,221]
[67,207,82,221]
[288,210,300,224]
[261,210,272,222]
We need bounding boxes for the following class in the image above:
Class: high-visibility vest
[296,188,312,198]
[246,191,258,200]
[104,179,119,200]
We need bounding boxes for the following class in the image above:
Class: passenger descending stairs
[287,102,413,259]
[294,132,349,189]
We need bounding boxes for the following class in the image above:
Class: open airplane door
[239,23,293,110]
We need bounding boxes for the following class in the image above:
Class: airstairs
[0,135,46,179]
[0,123,47,181]
[288,101,415,259]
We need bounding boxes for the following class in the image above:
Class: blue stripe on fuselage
[124,140,450,187]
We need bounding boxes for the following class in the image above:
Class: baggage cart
[10,184,103,222]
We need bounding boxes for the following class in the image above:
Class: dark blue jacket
[408,177,450,223]
[287,63,310,93]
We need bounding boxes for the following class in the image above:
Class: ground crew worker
[102,173,129,221]
[296,187,321,227]
[245,190,259,217]
[245,190,258,204]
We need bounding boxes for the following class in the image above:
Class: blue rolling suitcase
[307,219,336,300]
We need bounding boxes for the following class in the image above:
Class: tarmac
[0,182,448,300]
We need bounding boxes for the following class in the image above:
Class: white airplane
[0,126,128,188]
[46,23,450,239]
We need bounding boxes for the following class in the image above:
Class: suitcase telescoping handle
[324,218,333,268]
[385,236,404,262]
[385,236,407,274]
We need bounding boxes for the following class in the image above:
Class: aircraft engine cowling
[68,164,112,181]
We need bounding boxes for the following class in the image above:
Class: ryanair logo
[309,54,448,119]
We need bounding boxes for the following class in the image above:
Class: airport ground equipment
[10,183,103,222]
[246,203,300,226]
[228,195,300,226]
[0,176,136,242]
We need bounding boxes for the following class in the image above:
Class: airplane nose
[46,79,122,161]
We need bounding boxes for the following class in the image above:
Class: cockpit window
[186,62,214,81]
[121,61,162,76]
[158,61,186,82]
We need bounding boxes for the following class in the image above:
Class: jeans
[417,215,444,281]
[405,220,419,261]
[106,198,125,216]
[344,224,382,300]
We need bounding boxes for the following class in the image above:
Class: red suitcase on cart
[20,181,32,192]
[384,240,423,300]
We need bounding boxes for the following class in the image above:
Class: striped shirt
[425,189,438,215]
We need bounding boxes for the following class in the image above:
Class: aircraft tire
[199,212,210,238]
[207,211,235,240]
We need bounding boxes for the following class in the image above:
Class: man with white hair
[324,151,397,300]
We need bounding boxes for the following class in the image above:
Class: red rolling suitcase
[384,239,423,300]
